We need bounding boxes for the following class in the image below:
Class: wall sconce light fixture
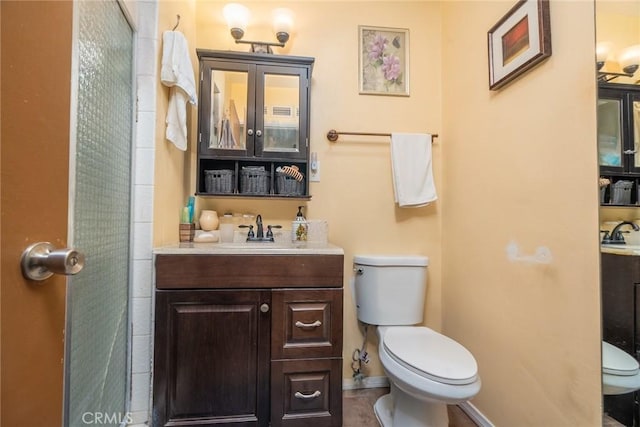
[597,42,640,82]
[223,3,293,54]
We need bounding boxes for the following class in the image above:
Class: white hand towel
[161,31,197,151]
[390,133,437,208]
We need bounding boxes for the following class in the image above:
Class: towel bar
[326,129,438,142]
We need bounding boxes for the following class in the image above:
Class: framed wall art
[359,25,410,96]
[487,0,551,90]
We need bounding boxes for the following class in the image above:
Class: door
[1,1,134,425]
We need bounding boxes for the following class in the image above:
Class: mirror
[598,98,623,167]
[209,70,248,150]
[597,1,640,425]
[208,70,301,153]
[262,73,300,153]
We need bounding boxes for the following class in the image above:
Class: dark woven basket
[240,168,270,194]
[276,172,304,196]
[205,169,234,193]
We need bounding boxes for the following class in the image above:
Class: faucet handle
[265,225,282,239]
[239,224,254,238]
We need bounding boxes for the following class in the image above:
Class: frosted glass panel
[65,1,133,425]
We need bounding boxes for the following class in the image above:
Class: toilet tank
[353,255,428,325]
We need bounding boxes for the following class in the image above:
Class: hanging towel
[390,133,437,208]
[161,30,197,151]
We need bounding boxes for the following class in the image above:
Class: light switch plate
[309,161,320,182]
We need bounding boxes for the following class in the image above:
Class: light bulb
[272,8,293,44]
[223,3,250,40]
[619,44,640,75]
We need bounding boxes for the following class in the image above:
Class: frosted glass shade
[619,44,640,74]
[223,3,250,39]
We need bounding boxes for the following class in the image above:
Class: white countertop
[154,241,344,256]
[601,244,640,256]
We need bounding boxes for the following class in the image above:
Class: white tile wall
[129,1,158,425]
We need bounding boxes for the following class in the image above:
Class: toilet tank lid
[353,255,429,267]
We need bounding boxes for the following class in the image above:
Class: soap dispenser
[292,206,308,242]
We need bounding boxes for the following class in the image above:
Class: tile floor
[343,387,478,427]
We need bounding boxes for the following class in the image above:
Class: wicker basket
[240,167,270,194]
[204,169,234,194]
[612,180,633,205]
[276,172,304,196]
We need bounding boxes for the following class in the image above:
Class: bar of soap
[194,231,219,243]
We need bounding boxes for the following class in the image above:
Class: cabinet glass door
[255,66,308,160]
[199,61,256,157]
[598,97,623,172]
[210,70,248,151]
[632,97,640,171]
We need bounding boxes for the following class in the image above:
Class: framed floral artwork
[359,26,410,96]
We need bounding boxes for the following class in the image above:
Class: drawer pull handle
[294,390,321,400]
[295,320,322,329]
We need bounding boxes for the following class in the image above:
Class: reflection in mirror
[263,74,300,153]
[634,101,640,166]
[210,70,248,150]
[598,98,622,167]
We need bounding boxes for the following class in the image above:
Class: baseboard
[459,401,494,427]
[342,375,390,390]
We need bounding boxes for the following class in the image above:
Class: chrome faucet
[239,214,281,242]
[255,214,264,239]
[602,221,640,244]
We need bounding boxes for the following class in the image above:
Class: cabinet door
[153,289,271,427]
[599,87,625,174]
[625,92,640,174]
[255,65,309,160]
[199,60,257,158]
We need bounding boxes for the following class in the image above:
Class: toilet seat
[383,327,478,385]
[603,341,639,376]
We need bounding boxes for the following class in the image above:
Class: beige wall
[154,0,604,424]
[441,1,601,425]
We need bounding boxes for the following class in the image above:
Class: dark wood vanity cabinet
[196,50,315,199]
[602,253,640,426]
[152,254,343,427]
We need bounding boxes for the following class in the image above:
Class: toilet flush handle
[354,267,364,275]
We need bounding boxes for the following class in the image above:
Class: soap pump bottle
[292,206,308,242]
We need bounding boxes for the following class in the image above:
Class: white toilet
[602,341,640,395]
[353,255,481,427]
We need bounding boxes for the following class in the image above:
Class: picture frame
[359,25,410,96]
[487,0,551,90]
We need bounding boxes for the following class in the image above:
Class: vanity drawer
[271,289,343,360]
[271,358,342,427]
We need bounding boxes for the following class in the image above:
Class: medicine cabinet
[196,50,314,199]
[598,83,640,206]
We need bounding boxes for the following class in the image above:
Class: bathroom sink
[601,244,640,255]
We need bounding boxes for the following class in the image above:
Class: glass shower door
[65,1,134,425]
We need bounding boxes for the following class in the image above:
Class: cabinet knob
[247,129,254,136]
[624,149,638,155]
[256,130,262,137]
[260,303,270,313]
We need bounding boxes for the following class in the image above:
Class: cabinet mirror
[598,98,622,167]
[209,70,248,150]
[262,74,300,154]
[208,70,301,155]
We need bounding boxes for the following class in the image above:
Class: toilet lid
[383,327,478,385]
[603,341,640,376]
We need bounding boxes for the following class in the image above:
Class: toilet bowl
[603,341,640,395]
[353,255,481,427]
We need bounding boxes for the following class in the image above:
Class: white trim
[459,401,495,427]
[343,375,390,390]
